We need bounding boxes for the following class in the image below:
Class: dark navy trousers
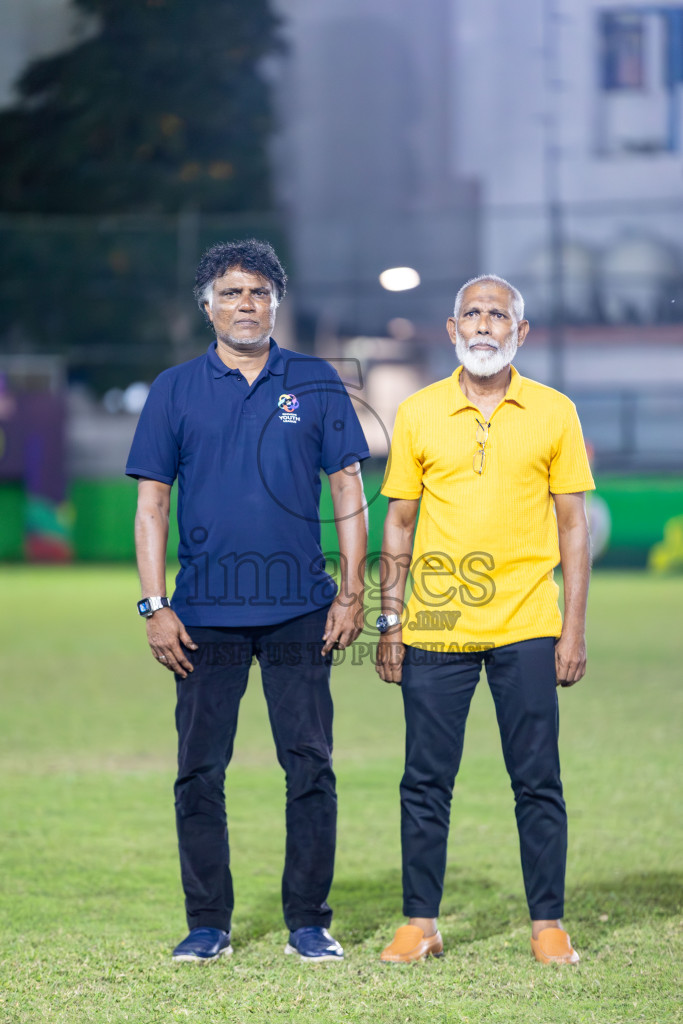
[400,637,566,921]
[174,606,335,933]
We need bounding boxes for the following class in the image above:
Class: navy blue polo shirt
[126,340,370,626]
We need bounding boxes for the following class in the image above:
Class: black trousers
[400,637,566,921]
[174,606,335,933]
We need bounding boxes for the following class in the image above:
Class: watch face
[376,614,388,633]
[137,599,151,616]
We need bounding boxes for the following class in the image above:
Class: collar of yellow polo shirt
[381,365,595,651]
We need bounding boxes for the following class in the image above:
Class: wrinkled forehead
[212,266,273,291]
[460,282,516,314]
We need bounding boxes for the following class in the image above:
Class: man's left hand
[321,596,363,656]
[555,631,587,687]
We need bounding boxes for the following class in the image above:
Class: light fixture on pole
[379,267,421,292]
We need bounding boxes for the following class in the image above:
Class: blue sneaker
[285,926,344,962]
[172,927,233,963]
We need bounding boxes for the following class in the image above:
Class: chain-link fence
[0,211,286,392]
[2,203,683,470]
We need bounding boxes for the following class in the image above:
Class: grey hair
[200,281,214,309]
[453,274,525,321]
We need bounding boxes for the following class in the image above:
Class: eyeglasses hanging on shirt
[473,418,491,475]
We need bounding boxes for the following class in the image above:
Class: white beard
[455,326,518,378]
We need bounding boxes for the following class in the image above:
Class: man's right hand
[146,607,198,679]
[376,632,406,685]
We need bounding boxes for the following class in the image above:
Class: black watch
[376,613,401,634]
[137,596,171,618]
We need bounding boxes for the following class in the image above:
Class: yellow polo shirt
[381,365,595,650]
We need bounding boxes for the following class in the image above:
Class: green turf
[0,567,681,1023]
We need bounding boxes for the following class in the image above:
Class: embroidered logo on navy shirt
[278,393,300,423]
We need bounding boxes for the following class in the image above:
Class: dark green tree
[0,0,282,214]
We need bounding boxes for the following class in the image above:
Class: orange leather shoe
[380,925,444,963]
[531,927,580,964]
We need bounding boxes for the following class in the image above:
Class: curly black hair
[193,238,287,310]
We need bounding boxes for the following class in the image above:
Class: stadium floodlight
[122,382,150,415]
[379,267,421,292]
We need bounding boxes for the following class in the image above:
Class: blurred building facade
[270,0,479,336]
[455,0,683,326]
[272,0,683,332]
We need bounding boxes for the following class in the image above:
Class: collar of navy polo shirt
[448,363,526,414]
[206,338,285,379]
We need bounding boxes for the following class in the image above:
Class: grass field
[0,566,681,1024]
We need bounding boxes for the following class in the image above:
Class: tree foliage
[0,0,282,213]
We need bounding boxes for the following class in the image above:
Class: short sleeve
[320,373,371,475]
[381,402,423,499]
[125,375,179,484]
[549,403,596,495]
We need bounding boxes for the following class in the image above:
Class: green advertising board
[1,471,683,567]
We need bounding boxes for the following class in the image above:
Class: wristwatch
[376,613,401,634]
[137,596,171,618]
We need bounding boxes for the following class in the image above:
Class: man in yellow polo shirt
[376,274,594,966]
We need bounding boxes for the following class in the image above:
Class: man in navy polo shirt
[126,239,369,963]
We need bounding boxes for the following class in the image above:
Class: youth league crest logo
[278,393,300,423]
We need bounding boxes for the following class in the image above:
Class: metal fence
[573,387,683,471]
[0,211,286,392]
[1,206,683,473]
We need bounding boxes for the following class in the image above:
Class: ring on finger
[158,655,167,662]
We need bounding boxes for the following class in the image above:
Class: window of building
[601,11,646,89]
[597,7,683,154]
